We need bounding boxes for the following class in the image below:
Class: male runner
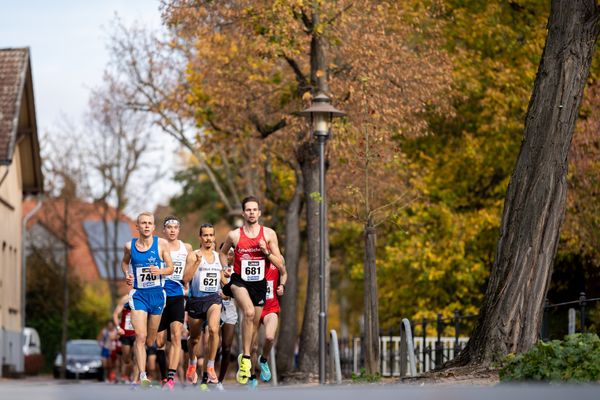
[121,211,174,387]
[216,248,238,390]
[97,320,118,382]
[113,294,136,383]
[220,196,285,385]
[183,223,223,387]
[156,216,195,390]
[253,256,287,384]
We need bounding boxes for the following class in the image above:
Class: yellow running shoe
[236,354,251,385]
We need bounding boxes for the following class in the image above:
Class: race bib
[266,280,274,300]
[124,314,133,331]
[241,259,265,282]
[171,260,184,280]
[136,267,160,288]
[199,270,220,292]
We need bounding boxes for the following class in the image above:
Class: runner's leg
[218,323,235,382]
[131,310,149,379]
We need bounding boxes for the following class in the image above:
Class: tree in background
[450,0,600,368]
[86,77,158,310]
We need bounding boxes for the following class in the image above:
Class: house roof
[0,47,43,193]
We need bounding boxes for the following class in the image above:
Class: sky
[0,1,181,213]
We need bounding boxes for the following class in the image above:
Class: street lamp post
[298,93,345,384]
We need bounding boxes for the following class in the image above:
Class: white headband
[164,219,180,227]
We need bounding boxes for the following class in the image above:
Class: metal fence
[338,311,476,377]
[541,292,600,340]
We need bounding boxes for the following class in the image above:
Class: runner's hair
[199,223,214,236]
[241,195,260,211]
[136,211,154,224]
[163,215,180,226]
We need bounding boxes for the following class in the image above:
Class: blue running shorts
[129,288,166,315]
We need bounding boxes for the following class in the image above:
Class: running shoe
[236,354,251,385]
[248,377,258,390]
[186,364,198,384]
[259,358,272,382]
[206,366,218,384]
[140,377,152,388]
[163,378,175,391]
[199,382,209,392]
[215,382,225,391]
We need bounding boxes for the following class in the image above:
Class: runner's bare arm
[182,249,200,283]
[120,242,131,278]
[264,228,284,271]
[113,295,127,333]
[219,231,235,269]
[153,238,174,276]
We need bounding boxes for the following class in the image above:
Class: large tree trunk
[363,218,380,374]
[297,140,321,376]
[452,0,600,367]
[277,164,303,375]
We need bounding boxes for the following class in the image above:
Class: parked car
[22,327,44,375]
[53,339,103,380]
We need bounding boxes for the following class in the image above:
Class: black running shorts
[119,335,135,347]
[181,338,188,353]
[186,293,222,320]
[222,273,267,307]
[158,295,185,333]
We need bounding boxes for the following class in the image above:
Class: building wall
[0,147,24,375]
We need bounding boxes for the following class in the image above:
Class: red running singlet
[233,226,270,282]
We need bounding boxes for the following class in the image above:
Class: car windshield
[67,342,100,356]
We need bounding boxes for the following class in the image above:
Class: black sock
[243,355,251,360]
[250,374,257,380]
[156,349,167,380]
[201,372,208,384]
[259,355,268,364]
[167,369,176,380]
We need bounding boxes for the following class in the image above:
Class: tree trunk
[296,3,332,378]
[452,0,600,367]
[277,164,303,376]
[363,218,380,374]
[297,140,321,376]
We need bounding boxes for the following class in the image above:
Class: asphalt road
[0,380,599,400]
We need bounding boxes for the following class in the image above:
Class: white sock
[190,358,197,365]
[207,360,215,369]
[140,371,147,381]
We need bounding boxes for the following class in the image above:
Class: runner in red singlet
[113,294,137,383]
[252,257,287,383]
[220,196,285,386]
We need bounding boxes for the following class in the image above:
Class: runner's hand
[259,239,269,255]
[277,284,284,296]
[149,266,161,276]
[116,326,124,336]
[126,273,134,286]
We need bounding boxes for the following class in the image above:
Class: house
[23,198,136,290]
[0,48,43,376]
